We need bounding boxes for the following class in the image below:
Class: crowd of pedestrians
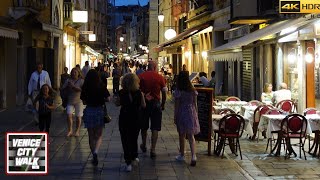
[26,58,202,172]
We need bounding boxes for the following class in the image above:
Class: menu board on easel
[194,87,213,155]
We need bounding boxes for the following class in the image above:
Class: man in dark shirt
[60,67,70,87]
[139,61,167,158]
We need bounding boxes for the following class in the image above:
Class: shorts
[141,100,162,131]
[66,102,84,117]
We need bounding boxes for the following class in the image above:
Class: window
[189,0,195,10]
[53,7,59,26]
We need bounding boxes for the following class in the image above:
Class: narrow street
[1,85,320,179]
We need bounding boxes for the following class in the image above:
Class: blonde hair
[263,83,272,93]
[121,73,140,92]
[71,67,83,79]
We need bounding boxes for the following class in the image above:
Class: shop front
[209,14,319,110]
[276,19,320,112]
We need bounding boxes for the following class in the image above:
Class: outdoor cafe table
[258,114,320,155]
[240,105,257,123]
[305,114,320,156]
[214,101,248,114]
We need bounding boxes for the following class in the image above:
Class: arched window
[53,7,59,26]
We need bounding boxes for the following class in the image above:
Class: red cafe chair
[252,105,273,141]
[215,114,245,159]
[225,96,241,101]
[213,108,236,152]
[247,100,262,106]
[276,100,296,114]
[280,114,307,160]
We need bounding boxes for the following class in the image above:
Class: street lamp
[128,46,131,50]
[120,37,124,42]
[164,29,177,40]
[158,13,164,22]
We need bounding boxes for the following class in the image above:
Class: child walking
[174,71,200,166]
[34,84,55,134]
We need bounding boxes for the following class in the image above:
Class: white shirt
[199,76,209,86]
[82,65,90,77]
[28,70,52,95]
[273,89,291,104]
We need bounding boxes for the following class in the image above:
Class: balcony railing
[12,0,47,11]
[63,2,73,21]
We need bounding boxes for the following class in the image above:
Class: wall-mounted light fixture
[158,13,164,22]
[288,48,296,64]
[305,47,314,63]
[184,51,191,58]
[120,37,124,42]
[89,34,96,41]
[201,51,208,59]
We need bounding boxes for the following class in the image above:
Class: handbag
[103,105,112,123]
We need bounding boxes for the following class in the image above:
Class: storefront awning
[209,14,316,61]
[84,45,100,56]
[211,15,310,53]
[209,49,243,61]
[154,22,212,52]
[0,26,19,39]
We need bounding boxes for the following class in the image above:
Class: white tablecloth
[215,101,248,113]
[258,114,286,138]
[305,114,320,133]
[240,105,257,122]
[258,114,320,138]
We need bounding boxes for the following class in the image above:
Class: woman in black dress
[118,73,146,172]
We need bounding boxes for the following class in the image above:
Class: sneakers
[150,152,156,159]
[132,158,139,166]
[190,160,197,166]
[190,156,197,167]
[134,158,139,163]
[175,154,185,161]
[92,153,98,166]
[126,164,132,172]
[140,144,147,153]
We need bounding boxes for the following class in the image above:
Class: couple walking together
[118,61,200,171]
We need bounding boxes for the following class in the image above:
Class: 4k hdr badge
[280,0,320,13]
[5,132,48,175]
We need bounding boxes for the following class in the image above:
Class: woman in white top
[61,68,84,137]
[261,83,274,105]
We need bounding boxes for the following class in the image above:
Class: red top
[139,71,166,101]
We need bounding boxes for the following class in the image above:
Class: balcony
[9,0,48,19]
[63,2,74,24]
[12,0,47,12]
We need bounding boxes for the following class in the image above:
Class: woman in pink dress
[174,71,200,166]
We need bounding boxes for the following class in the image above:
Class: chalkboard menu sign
[195,87,213,155]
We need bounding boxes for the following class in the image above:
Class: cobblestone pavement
[0,88,320,179]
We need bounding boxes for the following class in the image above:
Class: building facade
[0,0,64,109]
